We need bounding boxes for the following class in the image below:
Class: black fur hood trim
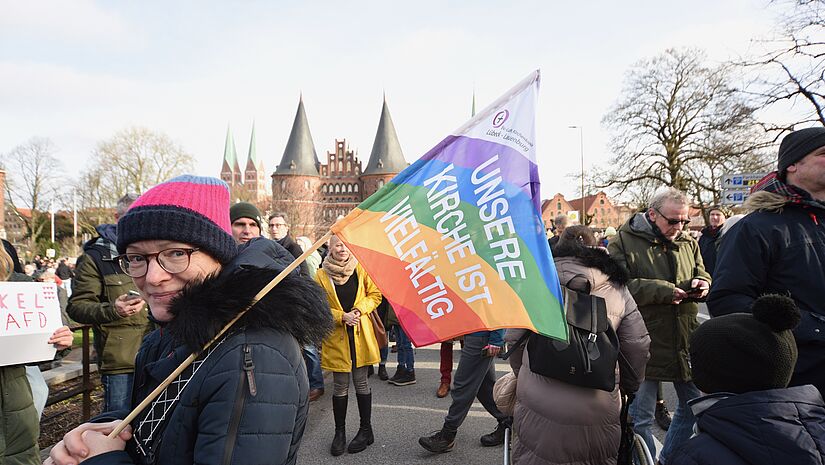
[164,239,333,352]
[553,243,628,286]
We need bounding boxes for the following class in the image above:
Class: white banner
[0,282,62,366]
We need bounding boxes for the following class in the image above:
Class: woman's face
[329,236,350,262]
[126,240,222,322]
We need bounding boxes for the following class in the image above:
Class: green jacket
[608,213,710,382]
[67,237,153,375]
[0,365,39,465]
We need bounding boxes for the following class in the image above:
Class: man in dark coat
[708,127,825,395]
[697,206,725,276]
[672,294,825,465]
[267,212,323,401]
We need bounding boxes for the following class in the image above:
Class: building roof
[567,194,601,212]
[276,97,320,176]
[363,97,407,176]
[223,125,238,170]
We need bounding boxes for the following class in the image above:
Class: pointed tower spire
[223,125,237,168]
[247,122,257,165]
[472,89,477,117]
[276,97,320,175]
[364,96,406,175]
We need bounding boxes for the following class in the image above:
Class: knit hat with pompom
[689,295,800,394]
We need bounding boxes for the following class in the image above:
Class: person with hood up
[505,226,650,465]
[671,294,825,465]
[48,175,332,465]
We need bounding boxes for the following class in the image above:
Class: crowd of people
[0,127,823,465]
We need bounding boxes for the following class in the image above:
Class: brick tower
[271,96,323,238]
[243,123,268,204]
[220,125,243,191]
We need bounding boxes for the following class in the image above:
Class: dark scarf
[752,171,825,209]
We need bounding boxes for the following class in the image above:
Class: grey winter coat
[505,247,650,465]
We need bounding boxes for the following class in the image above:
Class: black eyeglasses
[654,208,691,226]
[116,248,200,278]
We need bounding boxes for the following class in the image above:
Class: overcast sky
[0,0,786,204]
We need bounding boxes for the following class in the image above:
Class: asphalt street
[299,304,711,464]
[299,343,510,465]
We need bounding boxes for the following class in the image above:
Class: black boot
[330,395,347,456]
[347,392,374,453]
[419,428,457,453]
[480,419,509,447]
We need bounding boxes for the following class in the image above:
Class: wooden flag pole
[108,230,334,438]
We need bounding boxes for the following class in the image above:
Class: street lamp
[568,126,585,223]
[49,203,56,244]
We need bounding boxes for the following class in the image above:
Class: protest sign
[0,282,62,366]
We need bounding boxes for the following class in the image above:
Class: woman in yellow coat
[316,235,382,457]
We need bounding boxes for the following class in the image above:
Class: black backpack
[509,275,620,392]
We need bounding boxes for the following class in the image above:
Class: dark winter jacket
[84,238,333,465]
[277,234,310,277]
[671,385,825,465]
[68,224,153,375]
[697,226,721,276]
[608,213,710,381]
[707,190,825,392]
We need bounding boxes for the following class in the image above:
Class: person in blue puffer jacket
[671,295,825,465]
[46,175,332,465]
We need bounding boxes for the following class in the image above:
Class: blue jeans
[379,345,388,365]
[102,373,134,413]
[630,379,701,464]
[393,325,414,371]
[303,345,325,390]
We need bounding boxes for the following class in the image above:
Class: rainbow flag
[332,71,566,346]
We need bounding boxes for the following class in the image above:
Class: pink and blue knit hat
[117,175,238,264]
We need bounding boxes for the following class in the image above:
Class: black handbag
[525,275,620,391]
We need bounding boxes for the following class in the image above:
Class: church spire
[363,96,406,175]
[223,124,237,169]
[276,97,319,176]
[246,122,257,166]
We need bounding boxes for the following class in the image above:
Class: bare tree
[600,48,772,208]
[2,137,63,246]
[740,0,824,130]
[76,127,195,214]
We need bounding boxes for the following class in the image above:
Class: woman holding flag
[46,175,332,465]
[316,234,383,456]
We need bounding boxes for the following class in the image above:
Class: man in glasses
[67,194,154,412]
[709,127,825,396]
[608,187,711,464]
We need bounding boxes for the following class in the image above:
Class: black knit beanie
[690,295,800,394]
[777,127,825,176]
[229,202,262,230]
